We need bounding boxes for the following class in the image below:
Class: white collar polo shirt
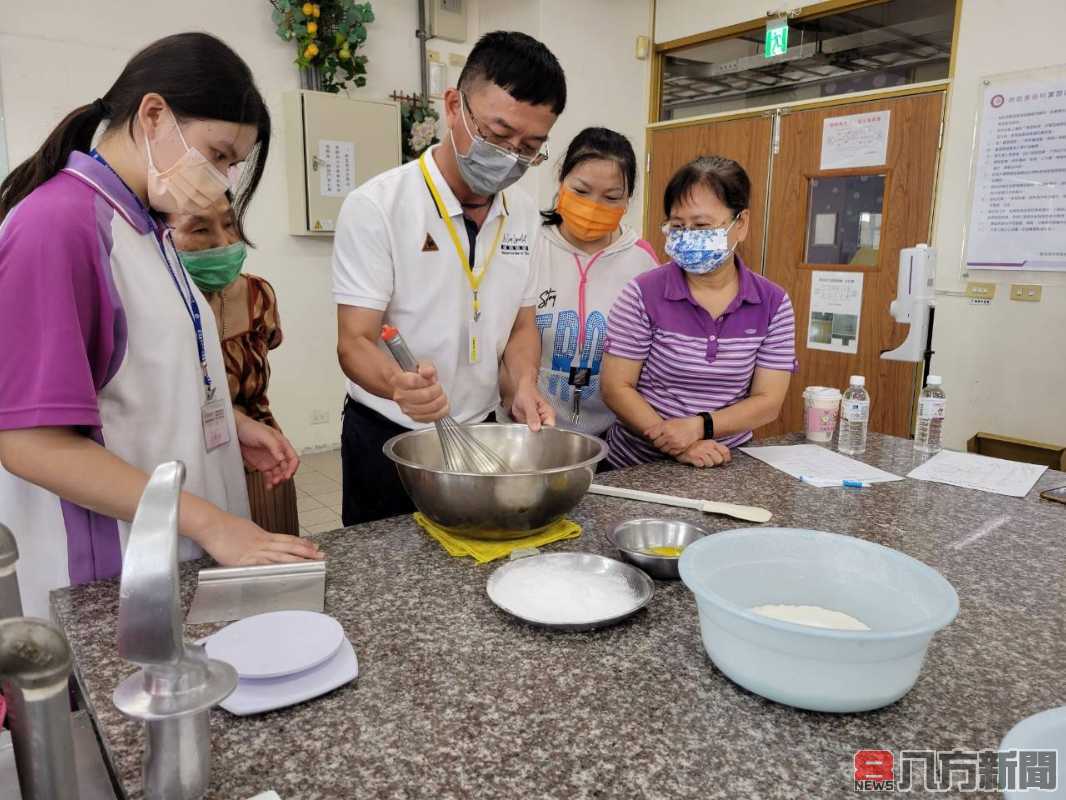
[332,145,541,428]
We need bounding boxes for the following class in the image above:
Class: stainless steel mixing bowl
[383,424,607,540]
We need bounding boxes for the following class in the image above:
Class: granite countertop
[52,434,1066,799]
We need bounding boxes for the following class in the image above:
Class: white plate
[486,552,654,631]
[221,637,359,717]
[204,610,344,679]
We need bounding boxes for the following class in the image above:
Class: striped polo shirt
[604,258,797,468]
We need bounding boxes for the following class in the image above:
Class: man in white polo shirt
[333,31,566,524]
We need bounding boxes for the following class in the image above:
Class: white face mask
[144,109,232,214]
[450,93,530,196]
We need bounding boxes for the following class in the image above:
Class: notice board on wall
[964,64,1066,271]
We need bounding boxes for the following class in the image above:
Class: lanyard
[573,250,607,360]
[159,228,215,399]
[88,151,214,399]
[418,151,505,321]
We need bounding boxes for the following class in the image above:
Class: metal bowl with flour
[383,424,607,540]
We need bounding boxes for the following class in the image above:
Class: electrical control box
[425,0,467,43]
[282,91,400,237]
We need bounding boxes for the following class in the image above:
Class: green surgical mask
[178,241,247,292]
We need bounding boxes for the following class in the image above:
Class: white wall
[0,0,477,453]
[654,0,1066,448]
[928,0,1066,449]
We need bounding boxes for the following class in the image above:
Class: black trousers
[340,397,497,526]
[341,397,416,526]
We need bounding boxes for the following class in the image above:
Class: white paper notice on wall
[807,271,862,354]
[819,111,891,170]
[964,65,1066,271]
[318,139,356,198]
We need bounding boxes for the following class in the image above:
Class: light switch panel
[1009,284,1042,302]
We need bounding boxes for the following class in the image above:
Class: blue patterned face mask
[663,218,738,274]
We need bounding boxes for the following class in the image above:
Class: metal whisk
[381,326,511,474]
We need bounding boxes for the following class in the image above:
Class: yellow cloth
[413,513,581,563]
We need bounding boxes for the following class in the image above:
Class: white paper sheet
[318,139,356,198]
[813,212,837,245]
[907,450,1047,497]
[807,271,862,354]
[965,66,1066,271]
[739,444,902,486]
[819,111,890,170]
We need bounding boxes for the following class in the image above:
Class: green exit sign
[765,18,789,58]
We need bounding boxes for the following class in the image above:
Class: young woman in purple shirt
[0,34,320,616]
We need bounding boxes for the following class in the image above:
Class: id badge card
[201,397,231,452]
[468,316,481,364]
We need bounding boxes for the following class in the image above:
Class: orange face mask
[557,186,626,242]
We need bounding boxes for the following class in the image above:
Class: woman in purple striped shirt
[600,156,797,469]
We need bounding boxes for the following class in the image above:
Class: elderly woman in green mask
[170,197,300,535]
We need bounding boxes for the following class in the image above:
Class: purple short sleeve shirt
[604,258,797,468]
[0,152,249,617]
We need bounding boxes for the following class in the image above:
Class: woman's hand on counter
[645,416,703,456]
[235,411,300,488]
[0,428,322,566]
[677,439,732,469]
[197,512,324,566]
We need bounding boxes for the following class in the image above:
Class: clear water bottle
[914,375,946,453]
[838,375,870,455]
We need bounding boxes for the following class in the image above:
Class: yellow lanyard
[418,151,505,320]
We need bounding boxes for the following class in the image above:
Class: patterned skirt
[245,471,300,536]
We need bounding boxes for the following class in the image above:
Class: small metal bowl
[608,518,711,580]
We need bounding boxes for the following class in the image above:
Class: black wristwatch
[698,411,714,440]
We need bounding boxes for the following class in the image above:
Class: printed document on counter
[907,450,1047,497]
[739,444,902,485]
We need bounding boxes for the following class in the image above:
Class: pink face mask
[144,109,232,214]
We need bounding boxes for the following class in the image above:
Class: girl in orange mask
[529,127,659,442]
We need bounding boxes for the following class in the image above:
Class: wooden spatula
[588,484,772,524]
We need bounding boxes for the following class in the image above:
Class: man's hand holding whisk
[390,361,450,423]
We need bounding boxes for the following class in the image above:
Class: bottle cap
[849,375,865,387]
[927,375,942,386]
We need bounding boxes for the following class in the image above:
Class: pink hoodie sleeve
[634,238,663,268]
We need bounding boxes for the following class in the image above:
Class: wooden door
[760,93,944,438]
[644,116,772,270]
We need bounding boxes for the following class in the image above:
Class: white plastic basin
[679,527,959,713]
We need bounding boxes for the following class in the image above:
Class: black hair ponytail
[0,32,270,233]
[0,101,109,220]
[540,127,638,227]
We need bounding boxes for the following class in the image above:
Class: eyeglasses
[461,92,549,166]
[661,216,738,235]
